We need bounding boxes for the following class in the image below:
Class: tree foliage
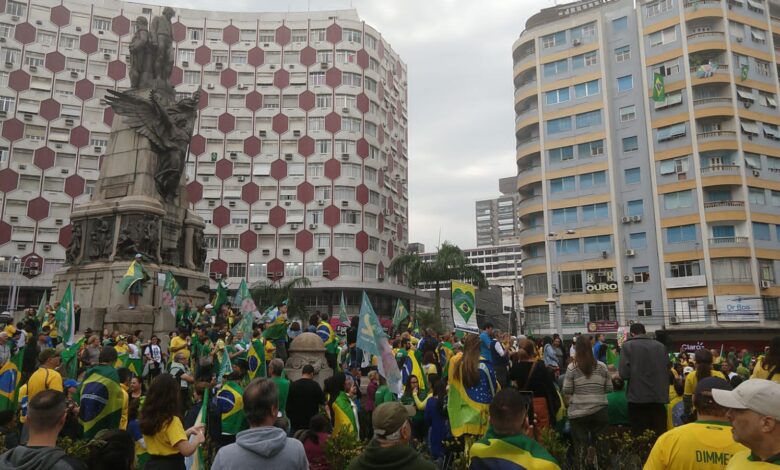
[250,276,311,320]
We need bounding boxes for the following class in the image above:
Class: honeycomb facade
[0,0,410,312]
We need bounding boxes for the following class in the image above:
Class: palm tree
[250,276,311,320]
[389,242,487,322]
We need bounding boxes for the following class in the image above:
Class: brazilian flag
[447,354,497,437]
[402,349,427,392]
[117,261,149,294]
[247,339,266,379]
[317,321,338,355]
[470,427,561,470]
[261,316,288,341]
[652,73,666,102]
[217,381,246,435]
[0,361,19,411]
[120,354,144,378]
[79,364,124,439]
[332,391,357,437]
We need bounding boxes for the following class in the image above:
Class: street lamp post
[547,230,575,336]
[8,257,20,313]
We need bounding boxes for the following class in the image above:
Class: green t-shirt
[374,385,395,407]
[607,389,630,426]
[271,376,290,417]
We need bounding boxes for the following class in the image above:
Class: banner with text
[451,280,478,334]
[716,295,761,322]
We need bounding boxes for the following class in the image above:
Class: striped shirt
[562,361,613,419]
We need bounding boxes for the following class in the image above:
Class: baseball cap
[64,379,79,389]
[205,304,214,310]
[683,366,694,376]
[712,379,780,420]
[134,253,142,259]
[372,401,414,438]
[695,377,732,404]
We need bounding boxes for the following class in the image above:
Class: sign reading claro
[585,270,618,293]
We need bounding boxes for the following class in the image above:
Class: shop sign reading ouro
[585,271,618,293]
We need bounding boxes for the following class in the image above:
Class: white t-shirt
[128,343,140,359]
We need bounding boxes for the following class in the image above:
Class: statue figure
[116,227,138,259]
[65,224,82,264]
[193,229,207,270]
[105,89,200,201]
[142,216,159,261]
[150,7,175,83]
[128,16,154,89]
[90,219,111,259]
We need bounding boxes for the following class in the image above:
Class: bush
[325,428,365,469]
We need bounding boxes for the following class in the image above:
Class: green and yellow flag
[447,353,497,437]
[332,390,357,437]
[79,364,124,439]
[652,73,666,102]
[36,293,47,325]
[120,354,143,378]
[61,338,84,379]
[190,388,209,470]
[247,339,266,379]
[118,260,148,294]
[392,299,409,330]
[212,279,229,311]
[55,282,75,346]
[338,291,348,324]
[232,279,256,338]
[162,272,180,319]
[217,347,233,384]
[470,427,561,470]
[0,360,19,411]
[217,381,246,435]
[741,64,749,81]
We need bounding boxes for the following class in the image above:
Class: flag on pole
[338,291,348,324]
[117,261,148,294]
[61,338,85,379]
[740,64,749,81]
[652,73,666,102]
[217,347,233,384]
[162,272,180,319]
[451,280,478,334]
[36,294,47,325]
[247,338,266,379]
[357,291,402,396]
[190,388,209,470]
[212,279,230,311]
[392,299,409,329]
[232,279,257,338]
[55,283,76,346]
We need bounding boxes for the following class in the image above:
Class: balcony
[684,0,721,8]
[517,164,541,180]
[701,164,740,175]
[515,78,538,98]
[697,130,737,141]
[703,200,745,209]
[693,96,732,107]
[687,31,725,44]
[517,195,543,216]
[709,236,749,246]
[516,135,540,153]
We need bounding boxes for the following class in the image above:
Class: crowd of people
[0,299,778,470]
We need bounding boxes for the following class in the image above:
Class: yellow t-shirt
[644,421,748,470]
[170,336,190,362]
[750,357,780,384]
[684,370,726,396]
[27,367,63,401]
[114,344,128,355]
[143,416,187,456]
[726,450,780,469]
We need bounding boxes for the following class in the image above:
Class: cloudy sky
[162,0,554,250]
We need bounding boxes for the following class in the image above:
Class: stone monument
[52,7,208,340]
[284,332,333,387]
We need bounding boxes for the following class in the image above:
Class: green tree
[389,242,487,321]
[415,308,444,334]
[250,276,311,320]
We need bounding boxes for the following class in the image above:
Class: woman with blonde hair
[447,333,498,437]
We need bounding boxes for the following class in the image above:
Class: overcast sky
[161,0,554,251]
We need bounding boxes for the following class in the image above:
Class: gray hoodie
[0,445,87,470]
[211,426,308,470]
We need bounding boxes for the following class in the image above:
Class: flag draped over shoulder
[0,361,19,411]
[317,321,338,355]
[470,428,561,470]
[332,391,357,437]
[447,353,497,437]
[162,272,180,318]
[392,299,409,330]
[402,348,427,392]
[118,261,147,294]
[212,279,229,311]
[357,291,402,396]
[55,282,75,346]
[79,364,124,439]
[217,381,245,435]
[247,339,266,379]
[190,388,209,470]
[338,292,348,324]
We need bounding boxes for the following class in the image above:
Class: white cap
[134,253,142,259]
[205,304,213,310]
[683,366,694,375]
[712,379,780,420]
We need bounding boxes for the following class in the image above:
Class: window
[342,117,361,132]
[309,72,325,86]
[671,260,701,277]
[228,263,246,278]
[664,190,694,209]
[584,235,612,252]
[657,122,687,141]
[344,29,362,43]
[637,301,653,317]
[633,266,650,283]
[654,90,683,109]
[629,231,649,250]
[549,146,574,163]
[545,87,570,105]
[667,224,697,243]
[340,210,361,224]
[547,117,572,134]
[759,259,775,282]
[588,303,617,322]
[712,258,752,284]
[619,105,637,122]
[753,222,771,240]
[581,202,609,221]
[750,27,766,44]
[340,261,360,277]
[336,49,357,64]
[625,167,641,184]
[93,17,111,31]
[615,45,631,62]
[5,1,25,16]
[559,271,584,293]
[646,0,673,17]
[576,110,602,129]
[308,117,325,131]
[334,233,355,248]
[38,30,56,46]
[542,31,566,49]
[572,51,598,69]
[231,51,247,65]
[183,71,200,85]
[578,140,604,157]
[524,274,548,295]
[654,59,680,77]
[222,236,239,249]
[0,23,13,39]
[749,187,766,204]
[649,27,677,47]
[613,17,628,31]
[745,153,761,169]
[342,72,362,87]
[627,200,644,217]
[543,59,568,78]
[552,207,578,225]
[579,171,606,189]
[574,80,600,99]
[310,29,326,42]
[571,23,596,42]
[550,176,575,193]
[0,96,15,113]
[285,263,303,278]
[755,59,770,76]
[623,136,639,152]
[555,238,580,254]
[365,34,378,50]
[617,75,633,92]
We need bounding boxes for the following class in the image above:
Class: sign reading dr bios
[587,321,619,333]
[716,295,761,322]
[585,271,618,293]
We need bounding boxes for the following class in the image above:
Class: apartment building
[513,0,780,342]
[0,0,411,315]
[475,176,521,246]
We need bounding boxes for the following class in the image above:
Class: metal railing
[687,31,725,40]
[684,0,721,6]
[709,236,749,245]
[693,96,732,106]
[703,200,745,208]
[697,130,737,139]
[701,164,739,173]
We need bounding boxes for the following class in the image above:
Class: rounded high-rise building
[0,0,411,315]
[513,0,780,343]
